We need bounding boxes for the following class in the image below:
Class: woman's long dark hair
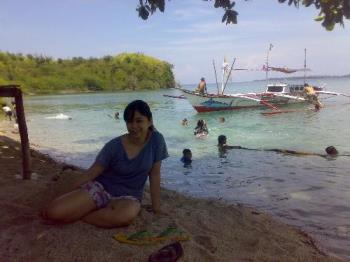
[123,100,154,130]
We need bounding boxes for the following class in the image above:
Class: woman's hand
[145,205,160,214]
[70,161,104,190]
[144,204,169,216]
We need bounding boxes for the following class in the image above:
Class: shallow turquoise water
[24,77,350,259]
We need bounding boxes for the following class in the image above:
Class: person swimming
[219,117,225,123]
[325,146,338,156]
[217,135,243,152]
[180,148,192,167]
[194,119,208,137]
[182,118,188,126]
[265,146,341,158]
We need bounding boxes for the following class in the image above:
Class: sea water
[23,77,350,259]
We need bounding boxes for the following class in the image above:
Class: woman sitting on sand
[42,100,168,228]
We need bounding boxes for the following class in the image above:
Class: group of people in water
[179,115,339,167]
[216,134,338,158]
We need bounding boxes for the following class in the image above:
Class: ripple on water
[290,208,313,218]
[300,186,325,192]
[289,191,311,201]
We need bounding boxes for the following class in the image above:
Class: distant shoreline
[182,74,350,86]
[253,74,350,82]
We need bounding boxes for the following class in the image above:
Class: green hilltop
[0,52,175,94]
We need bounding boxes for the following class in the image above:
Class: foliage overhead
[0,52,175,94]
[136,0,350,30]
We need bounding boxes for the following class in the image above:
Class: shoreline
[0,120,342,261]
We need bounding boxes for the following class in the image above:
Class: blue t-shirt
[95,131,168,201]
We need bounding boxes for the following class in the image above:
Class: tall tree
[136,0,350,30]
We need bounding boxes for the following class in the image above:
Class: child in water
[194,119,208,137]
[219,117,225,123]
[217,135,244,158]
[181,148,192,167]
[325,146,338,156]
[182,118,188,126]
[217,135,242,151]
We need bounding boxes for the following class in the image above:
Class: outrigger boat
[179,48,349,113]
[181,83,312,113]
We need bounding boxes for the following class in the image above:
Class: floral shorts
[81,181,140,209]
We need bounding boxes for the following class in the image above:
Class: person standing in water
[304,83,322,108]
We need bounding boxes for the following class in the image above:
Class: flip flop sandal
[148,241,183,262]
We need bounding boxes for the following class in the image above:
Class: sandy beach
[0,119,342,262]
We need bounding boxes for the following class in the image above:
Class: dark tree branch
[136,0,349,30]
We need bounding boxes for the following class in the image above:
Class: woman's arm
[149,161,162,214]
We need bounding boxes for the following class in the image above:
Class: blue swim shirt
[94,131,168,201]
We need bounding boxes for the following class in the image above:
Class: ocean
[23,77,350,259]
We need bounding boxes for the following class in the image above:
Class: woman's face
[126,110,152,139]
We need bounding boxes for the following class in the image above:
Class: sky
[0,0,349,84]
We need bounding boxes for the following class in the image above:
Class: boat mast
[213,60,220,95]
[304,48,307,85]
[221,58,226,94]
[222,58,236,95]
[266,44,273,86]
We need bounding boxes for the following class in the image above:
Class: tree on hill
[136,0,350,31]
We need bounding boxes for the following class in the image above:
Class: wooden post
[14,88,31,179]
[0,85,31,179]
